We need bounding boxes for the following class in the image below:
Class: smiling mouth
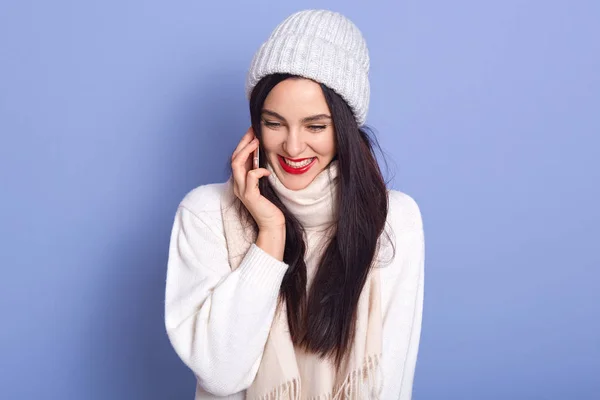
[278,155,317,174]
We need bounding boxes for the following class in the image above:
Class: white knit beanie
[245,9,370,126]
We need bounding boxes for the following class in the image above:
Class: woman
[165,9,424,400]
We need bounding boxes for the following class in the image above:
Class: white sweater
[165,181,424,400]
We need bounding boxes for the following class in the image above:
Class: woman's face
[260,78,336,191]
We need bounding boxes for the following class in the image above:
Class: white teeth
[283,157,314,168]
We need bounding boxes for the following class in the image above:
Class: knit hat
[245,9,370,126]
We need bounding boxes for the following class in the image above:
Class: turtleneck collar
[266,160,339,230]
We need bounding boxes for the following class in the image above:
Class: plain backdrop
[1,1,598,399]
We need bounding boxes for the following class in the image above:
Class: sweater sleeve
[164,204,288,396]
[380,193,425,400]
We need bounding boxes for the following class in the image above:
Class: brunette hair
[238,73,392,367]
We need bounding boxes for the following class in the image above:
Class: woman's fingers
[232,137,258,171]
[231,127,255,162]
[245,168,271,196]
[232,138,259,192]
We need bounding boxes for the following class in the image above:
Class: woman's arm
[164,202,288,396]
[380,192,425,400]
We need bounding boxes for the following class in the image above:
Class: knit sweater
[164,179,424,400]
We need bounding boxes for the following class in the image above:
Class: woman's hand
[231,127,285,231]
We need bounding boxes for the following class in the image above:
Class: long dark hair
[240,73,391,367]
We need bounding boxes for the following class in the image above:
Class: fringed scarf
[220,161,383,399]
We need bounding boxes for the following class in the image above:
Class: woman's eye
[308,125,327,132]
[263,120,281,128]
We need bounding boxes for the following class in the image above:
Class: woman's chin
[281,178,312,191]
[276,169,320,191]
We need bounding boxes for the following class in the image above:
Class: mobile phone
[253,146,260,169]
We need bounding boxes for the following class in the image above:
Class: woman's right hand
[231,127,286,231]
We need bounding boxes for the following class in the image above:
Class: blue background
[1,1,598,399]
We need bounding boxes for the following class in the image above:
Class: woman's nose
[283,130,306,157]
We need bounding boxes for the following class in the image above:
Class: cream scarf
[220,161,383,399]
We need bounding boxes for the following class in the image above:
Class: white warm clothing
[164,181,425,399]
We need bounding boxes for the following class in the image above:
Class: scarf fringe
[254,354,381,400]
[333,353,382,400]
[256,377,301,400]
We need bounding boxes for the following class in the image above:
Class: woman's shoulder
[178,180,230,218]
[376,190,424,271]
[386,189,423,234]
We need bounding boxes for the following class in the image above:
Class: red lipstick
[278,155,316,175]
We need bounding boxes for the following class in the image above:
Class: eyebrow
[262,109,332,123]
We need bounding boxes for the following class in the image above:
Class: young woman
[165,9,424,400]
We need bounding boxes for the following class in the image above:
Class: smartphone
[253,146,260,169]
